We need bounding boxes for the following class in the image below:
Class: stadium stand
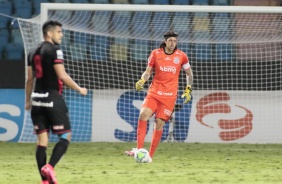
[10,29,23,46]
[72,0,89,3]
[130,39,150,61]
[131,0,149,4]
[212,0,230,5]
[54,0,71,3]
[0,0,280,61]
[0,0,12,29]
[151,0,170,4]
[89,35,109,61]
[151,12,171,40]
[5,43,24,60]
[112,0,129,3]
[171,0,190,5]
[14,0,32,19]
[192,0,209,5]
[90,0,110,3]
[32,0,49,15]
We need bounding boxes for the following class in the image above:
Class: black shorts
[31,91,71,135]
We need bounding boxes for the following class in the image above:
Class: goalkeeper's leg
[149,118,165,158]
[124,119,147,156]
[125,107,154,156]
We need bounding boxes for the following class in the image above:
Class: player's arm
[184,67,193,87]
[54,64,87,95]
[25,66,33,110]
[135,66,153,91]
[181,67,193,104]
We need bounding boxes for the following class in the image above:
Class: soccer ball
[134,148,150,163]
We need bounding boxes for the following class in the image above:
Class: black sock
[36,145,47,180]
[49,138,70,168]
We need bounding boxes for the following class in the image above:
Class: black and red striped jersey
[28,41,64,95]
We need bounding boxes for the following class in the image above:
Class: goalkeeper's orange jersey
[147,48,190,99]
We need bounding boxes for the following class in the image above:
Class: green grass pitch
[0,142,282,184]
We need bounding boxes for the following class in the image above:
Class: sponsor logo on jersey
[56,50,64,60]
[160,66,176,74]
[173,57,180,64]
[157,91,173,96]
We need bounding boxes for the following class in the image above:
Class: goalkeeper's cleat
[41,164,58,184]
[148,157,153,163]
[125,148,138,156]
[41,180,49,184]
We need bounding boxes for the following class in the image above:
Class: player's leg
[125,96,157,156]
[41,132,70,184]
[136,107,153,148]
[137,96,158,149]
[48,132,71,168]
[125,107,153,156]
[31,106,50,183]
[37,132,49,182]
[149,99,175,159]
[41,93,70,184]
[149,118,165,159]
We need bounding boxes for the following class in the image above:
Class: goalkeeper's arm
[181,68,193,104]
[135,66,152,91]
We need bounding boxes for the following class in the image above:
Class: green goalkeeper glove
[135,78,145,91]
[181,85,192,104]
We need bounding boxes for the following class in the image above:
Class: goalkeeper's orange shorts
[142,94,176,122]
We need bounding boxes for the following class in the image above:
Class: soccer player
[125,30,193,162]
[25,20,87,184]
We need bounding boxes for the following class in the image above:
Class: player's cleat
[41,164,58,184]
[148,157,153,163]
[41,180,49,184]
[125,148,138,156]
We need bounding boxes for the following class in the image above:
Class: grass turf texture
[0,142,282,184]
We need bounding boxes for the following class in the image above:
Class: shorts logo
[160,66,176,74]
[164,109,172,116]
[173,57,180,64]
[53,125,64,130]
[56,50,64,60]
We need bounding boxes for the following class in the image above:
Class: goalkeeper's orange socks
[149,129,163,158]
[137,120,147,149]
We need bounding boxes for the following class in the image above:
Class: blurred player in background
[25,20,87,184]
[125,30,193,162]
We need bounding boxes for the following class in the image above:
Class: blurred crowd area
[0,0,281,61]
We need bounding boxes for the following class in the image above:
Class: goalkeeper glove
[181,85,192,104]
[135,78,145,91]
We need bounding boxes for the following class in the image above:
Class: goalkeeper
[125,30,193,162]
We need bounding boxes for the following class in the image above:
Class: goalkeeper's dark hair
[42,20,62,37]
[160,30,178,49]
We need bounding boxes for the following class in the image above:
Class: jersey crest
[173,57,180,64]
